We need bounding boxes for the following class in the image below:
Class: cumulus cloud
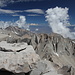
[15,16,29,29]
[0,16,29,29]
[25,9,44,14]
[0,0,42,7]
[45,7,75,39]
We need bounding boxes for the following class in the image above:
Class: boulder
[0,41,40,73]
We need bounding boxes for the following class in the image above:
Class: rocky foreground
[0,26,75,75]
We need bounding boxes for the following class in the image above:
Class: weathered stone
[30,60,63,75]
[29,33,75,75]
[12,73,25,75]
[1,26,75,75]
[0,41,40,73]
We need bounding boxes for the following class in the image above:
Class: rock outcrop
[30,60,63,75]
[0,41,40,74]
[0,26,75,75]
[5,26,32,36]
[30,33,75,75]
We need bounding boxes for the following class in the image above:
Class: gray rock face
[1,26,75,75]
[30,33,75,75]
[5,26,32,36]
[12,73,25,75]
[30,60,63,75]
[0,41,40,73]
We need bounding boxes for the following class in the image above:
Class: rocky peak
[5,26,32,36]
[0,26,75,75]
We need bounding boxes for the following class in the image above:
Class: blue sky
[0,0,75,33]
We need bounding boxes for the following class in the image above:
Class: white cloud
[35,28,39,31]
[0,9,23,14]
[28,23,38,26]
[15,16,29,29]
[25,9,44,14]
[0,8,44,16]
[0,9,15,14]
[0,16,29,29]
[45,7,75,39]
[12,14,21,16]
[27,14,41,16]
[0,0,42,7]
